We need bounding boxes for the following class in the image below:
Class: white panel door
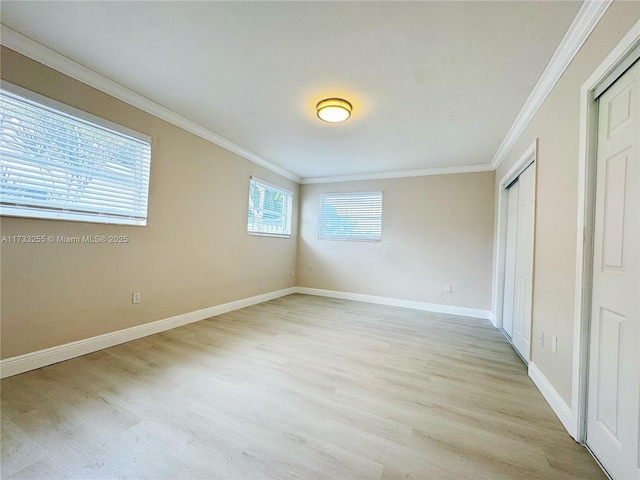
[512,164,535,363]
[502,181,519,338]
[501,163,535,362]
[587,60,639,480]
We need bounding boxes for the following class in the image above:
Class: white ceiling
[1,1,583,181]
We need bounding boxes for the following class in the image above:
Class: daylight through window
[318,191,382,241]
[0,83,151,225]
[247,177,293,237]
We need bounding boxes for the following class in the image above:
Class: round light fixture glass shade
[316,98,352,123]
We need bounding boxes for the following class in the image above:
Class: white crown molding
[0,25,301,183]
[0,287,296,379]
[2,0,612,186]
[490,0,612,170]
[301,163,494,185]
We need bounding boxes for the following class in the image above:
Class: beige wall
[495,1,640,404]
[297,173,495,311]
[4,2,636,397]
[0,48,299,359]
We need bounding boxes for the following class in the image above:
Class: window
[319,191,382,241]
[247,177,293,237]
[0,83,151,226]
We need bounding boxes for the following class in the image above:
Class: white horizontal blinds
[247,177,293,237]
[0,87,151,225]
[319,191,382,241]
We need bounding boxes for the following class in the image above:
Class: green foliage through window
[0,83,151,225]
[247,178,292,237]
[318,192,382,241]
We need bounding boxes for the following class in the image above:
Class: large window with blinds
[318,191,382,241]
[0,83,151,226]
[247,177,293,237]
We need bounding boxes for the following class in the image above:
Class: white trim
[1,286,492,379]
[594,42,640,99]
[0,25,301,184]
[0,1,612,186]
[491,141,537,331]
[491,0,612,170]
[1,80,151,143]
[318,191,383,242]
[529,362,575,437]
[1,25,492,187]
[0,287,296,379]
[249,176,294,197]
[501,143,536,189]
[301,163,494,185]
[248,177,294,237]
[295,287,492,320]
[573,19,640,443]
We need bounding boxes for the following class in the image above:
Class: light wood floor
[2,294,605,480]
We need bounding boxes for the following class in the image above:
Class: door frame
[572,19,640,443]
[492,140,536,339]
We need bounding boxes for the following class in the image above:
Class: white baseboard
[528,362,576,438]
[0,287,296,379]
[0,286,491,379]
[1,286,580,445]
[294,287,492,320]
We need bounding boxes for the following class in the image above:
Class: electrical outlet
[444,284,452,293]
[551,335,558,354]
[132,291,141,304]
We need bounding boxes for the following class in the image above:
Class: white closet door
[502,162,535,362]
[587,60,639,480]
[511,164,535,363]
[502,182,519,338]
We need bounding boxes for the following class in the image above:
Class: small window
[247,177,293,237]
[0,83,151,226]
[319,191,382,241]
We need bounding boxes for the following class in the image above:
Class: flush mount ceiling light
[316,98,352,123]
